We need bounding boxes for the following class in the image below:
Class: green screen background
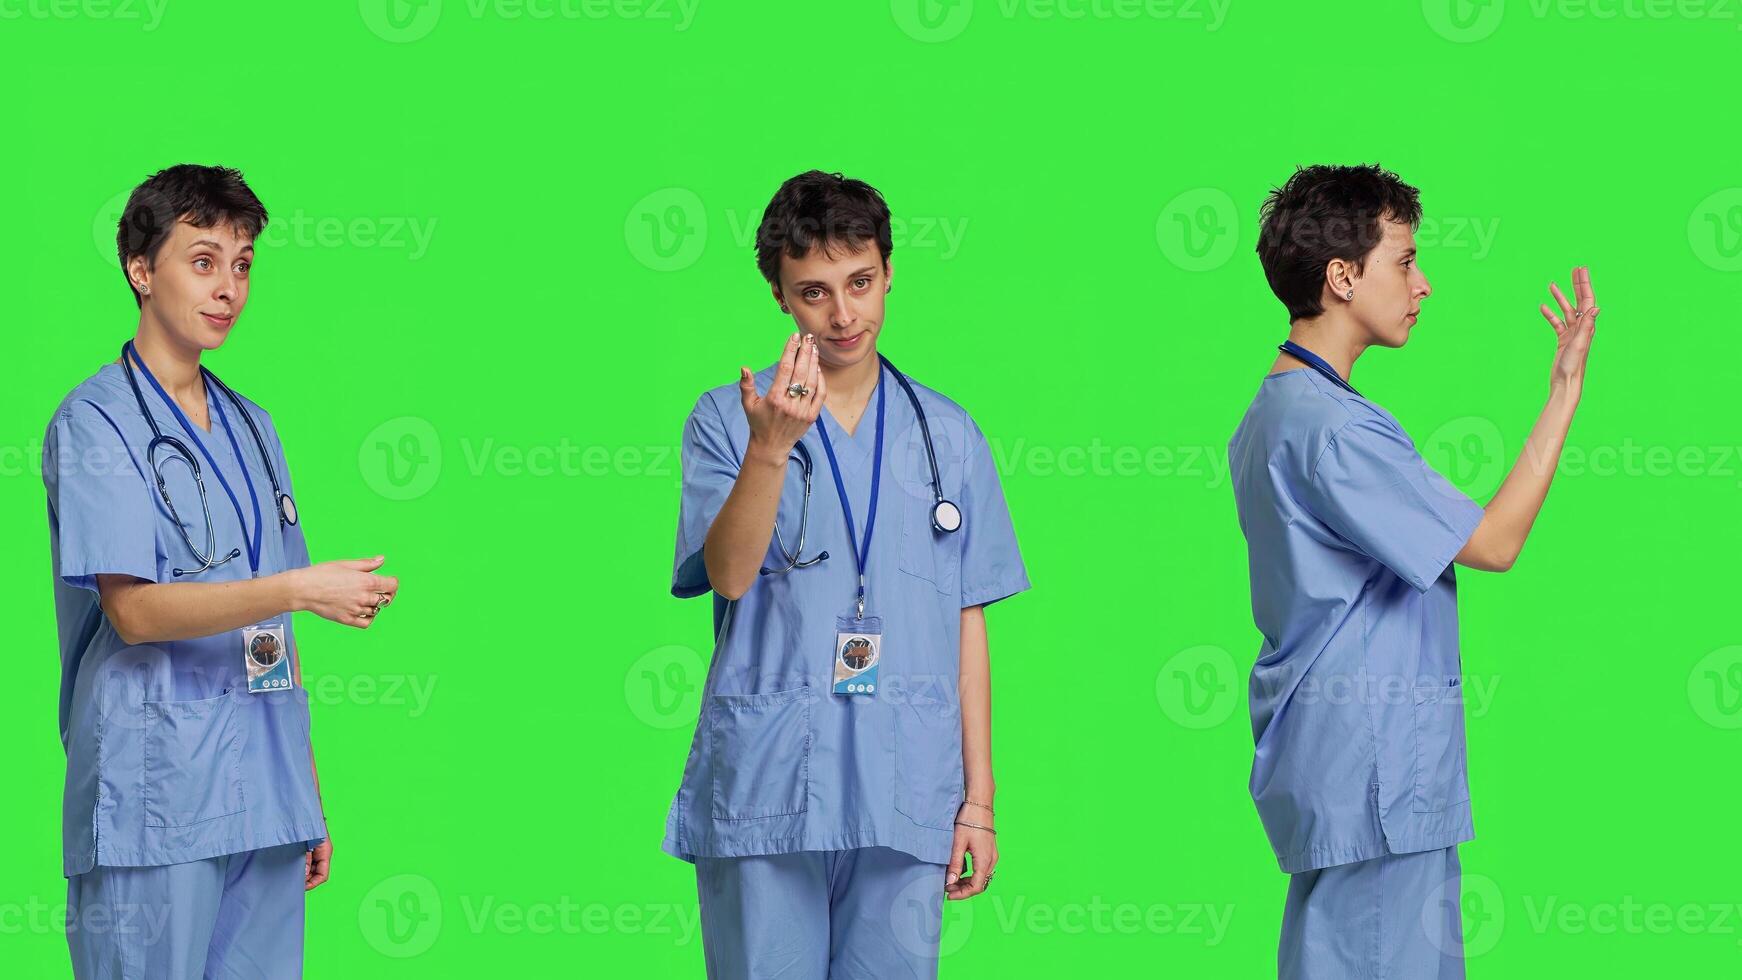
[4,2,1739,975]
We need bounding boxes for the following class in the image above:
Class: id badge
[244,621,294,693]
[833,614,882,696]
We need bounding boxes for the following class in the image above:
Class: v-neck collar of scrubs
[102,361,226,446]
[813,363,886,470]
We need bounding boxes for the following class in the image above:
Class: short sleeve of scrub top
[957,417,1029,608]
[672,393,740,599]
[1295,416,1484,593]
[46,401,163,592]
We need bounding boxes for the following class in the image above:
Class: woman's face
[773,241,892,372]
[130,218,253,354]
[1344,219,1431,348]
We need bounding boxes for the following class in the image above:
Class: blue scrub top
[42,361,328,876]
[664,361,1030,866]
[1228,367,1485,873]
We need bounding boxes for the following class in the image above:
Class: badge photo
[833,615,882,696]
[244,622,294,693]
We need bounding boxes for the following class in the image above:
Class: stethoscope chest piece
[279,492,298,527]
[932,498,962,533]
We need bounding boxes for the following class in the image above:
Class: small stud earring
[1345,290,1353,300]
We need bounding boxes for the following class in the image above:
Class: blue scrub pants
[1279,844,1464,979]
[66,843,308,979]
[695,846,946,979]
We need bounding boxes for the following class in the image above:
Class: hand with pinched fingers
[1539,266,1600,396]
[739,332,827,463]
[946,804,997,901]
[291,556,398,629]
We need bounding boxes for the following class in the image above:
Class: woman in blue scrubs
[666,171,1030,978]
[43,165,400,978]
[1229,163,1600,978]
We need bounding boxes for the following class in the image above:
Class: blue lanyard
[1279,340,1361,397]
[813,366,886,619]
[127,345,264,575]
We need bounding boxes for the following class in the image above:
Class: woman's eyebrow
[185,239,254,254]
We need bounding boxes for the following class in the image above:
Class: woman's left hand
[305,835,332,891]
[945,804,996,901]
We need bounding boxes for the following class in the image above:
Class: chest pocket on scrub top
[893,421,961,595]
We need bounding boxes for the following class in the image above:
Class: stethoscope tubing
[759,353,959,576]
[120,341,292,576]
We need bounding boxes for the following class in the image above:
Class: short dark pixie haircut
[117,165,268,308]
[1255,164,1422,321]
[754,170,893,286]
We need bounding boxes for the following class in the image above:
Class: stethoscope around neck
[120,340,297,577]
[760,353,961,577]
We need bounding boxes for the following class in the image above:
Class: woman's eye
[853,278,870,290]
[195,257,212,271]
[803,288,823,301]
[236,264,250,276]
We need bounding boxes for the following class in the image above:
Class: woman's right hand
[1540,265,1599,398]
[289,556,399,629]
[739,332,826,463]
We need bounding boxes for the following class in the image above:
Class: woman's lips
[201,313,234,327]
[827,333,863,347]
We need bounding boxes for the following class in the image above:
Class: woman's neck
[822,350,882,411]
[1282,315,1366,382]
[820,348,883,433]
[130,322,205,400]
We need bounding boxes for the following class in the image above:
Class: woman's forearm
[1458,385,1581,572]
[702,441,790,600]
[959,604,995,803]
[98,570,303,645]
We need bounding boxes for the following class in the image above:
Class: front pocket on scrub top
[893,690,964,831]
[1411,680,1471,813]
[897,496,958,595]
[709,686,813,820]
[142,690,247,828]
